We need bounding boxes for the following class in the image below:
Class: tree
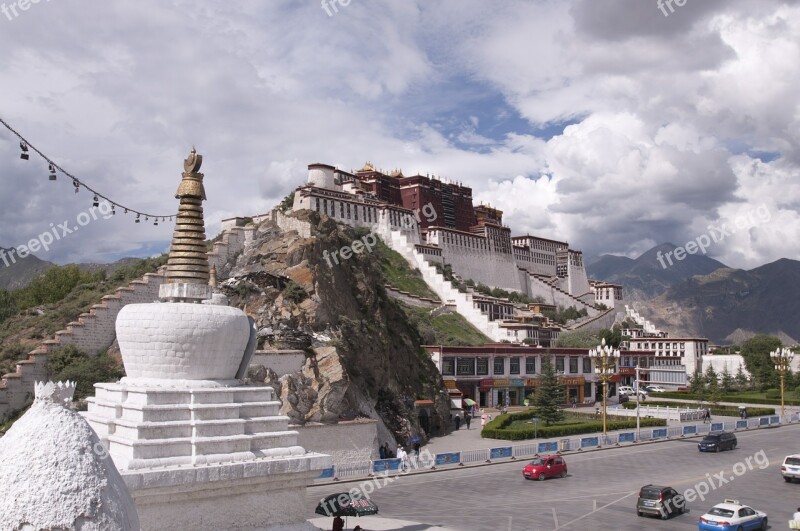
[688,369,706,402]
[555,329,599,349]
[705,365,721,406]
[599,328,622,349]
[720,367,735,395]
[47,345,124,400]
[735,365,750,391]
[740,334,782,390]
[534,358,566,426]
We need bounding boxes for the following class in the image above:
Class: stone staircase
[526,272,596,313]
[386,230,516,342]
[0,226,254,421]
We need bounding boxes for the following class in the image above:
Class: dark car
[636,484,687,519]
[698,431,737,452]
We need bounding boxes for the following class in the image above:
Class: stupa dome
[0,381,140,530]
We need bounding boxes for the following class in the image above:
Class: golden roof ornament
[159,148,213,302]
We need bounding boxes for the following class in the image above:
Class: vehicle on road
[645,385,666,393]
[636,484,687,519]
[522,455,567,481]
[698,431,737,452]
[697,499,767,530]
[781,454,800,482]
[618,386,647,400]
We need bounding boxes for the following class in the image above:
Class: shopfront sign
[510,379,525,387]
[525,378,540,387]
[559,377,585,386]
[479,379,493,390]
[443,380,458,389]
[493,379,510,387]
[619,367,636,376]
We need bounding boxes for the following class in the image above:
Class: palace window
[569,357,578,374]
[510,357,520,375]
[442,357,455,376]
[526,357,536,374]
[476,357,489,376]
[583,357,592,373]
[493,357,505,375]
[555,356,565,373]
[456,357,475,376]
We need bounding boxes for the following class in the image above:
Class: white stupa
[84,149,330,530]
[0,381,140,530]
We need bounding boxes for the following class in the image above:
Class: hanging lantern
[111,204,116,215]
[92,194,99,207]
[49,163,56,181]
[135,213,141,223]
[73,179,80,193]
[19,141,29,160]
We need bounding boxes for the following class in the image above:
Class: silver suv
[782,455,800,482]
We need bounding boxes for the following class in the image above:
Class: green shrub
[766,388,781,399]
[795,385,800,396]
[282,281,307,303]
[481,409,666,440]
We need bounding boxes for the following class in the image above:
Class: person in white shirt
[396,447,408,471]
[793,507,800,520]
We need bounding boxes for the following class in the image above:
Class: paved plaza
[309,422,799,530]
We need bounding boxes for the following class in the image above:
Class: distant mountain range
[0,247,53,291]
[588,244,800,344]
[0,247,143,292]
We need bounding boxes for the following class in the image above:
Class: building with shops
[425,344,615,408]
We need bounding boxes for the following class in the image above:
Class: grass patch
[659,390,800,406]
[482,409,666,441]
[400,303,490,346]
[374,240,439,300]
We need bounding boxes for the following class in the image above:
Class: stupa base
[124,455,327,530]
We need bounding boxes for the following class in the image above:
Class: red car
[522,455,567,481]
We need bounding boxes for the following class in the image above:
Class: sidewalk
[308,516,458,530]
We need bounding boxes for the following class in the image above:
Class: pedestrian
[333,516,344,531]
[706,408,711,423]
[397,446,408,471]
[571,397,577,409]
[413,441,421,457]
[595,407,600,419]
[793,506,800,521]
[379,443,386,460]
[454,413,461,430]
[481,410,488,428]
[464,411,471,429]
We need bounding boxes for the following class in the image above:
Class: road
[308,423,800,530]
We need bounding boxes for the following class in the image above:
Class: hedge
[655,391,800,406]
[620,401,774,417]
[481,409,666,441]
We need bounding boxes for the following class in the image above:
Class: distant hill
[587,243,728,299]
[0,247,53,291]
[633,258,800,344]
[0,249,145,292]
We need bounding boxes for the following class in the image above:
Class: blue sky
[0,0,798,269]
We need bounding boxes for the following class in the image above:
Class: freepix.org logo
[1,0,53,22]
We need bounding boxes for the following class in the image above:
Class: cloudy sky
[0,0,798,269]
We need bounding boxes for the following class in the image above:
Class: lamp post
[589,338,620,440]
[771,347,795,419]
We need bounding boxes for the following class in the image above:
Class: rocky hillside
[0,247,52,291]
[635,258,800,344]
[219,210,451,446]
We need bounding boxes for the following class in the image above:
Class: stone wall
[249,350,306,377]
[293,419,379,466]
[384,286,439,309]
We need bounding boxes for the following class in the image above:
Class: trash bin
[559,439,570,452]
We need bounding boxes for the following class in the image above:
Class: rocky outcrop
[226,210,450,447]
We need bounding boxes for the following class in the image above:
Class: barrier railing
[313,414,794,482]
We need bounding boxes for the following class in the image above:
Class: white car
[697,500,767,531]
[645,385,666,393]
[618,386,647,399]
[782,454,800,482]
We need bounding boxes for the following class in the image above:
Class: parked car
[618,386,647,400]
[698,500,767,530]
[522,455,567,481]
[645,385,666,393]
[698,431,737,452]
[781,454,800,482]
[636,484,687,519]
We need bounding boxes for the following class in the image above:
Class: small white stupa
[85,149,330,530]
[0,380,140,530]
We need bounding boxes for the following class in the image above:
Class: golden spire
[165,148,210,285]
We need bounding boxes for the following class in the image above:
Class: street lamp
[589,338,620,440]
[770,347,795,419]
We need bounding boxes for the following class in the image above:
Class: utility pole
[635,365,641,441]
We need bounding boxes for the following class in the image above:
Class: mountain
[635,258,800,344]
[0,247,53,291]
[587,243,728,299]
